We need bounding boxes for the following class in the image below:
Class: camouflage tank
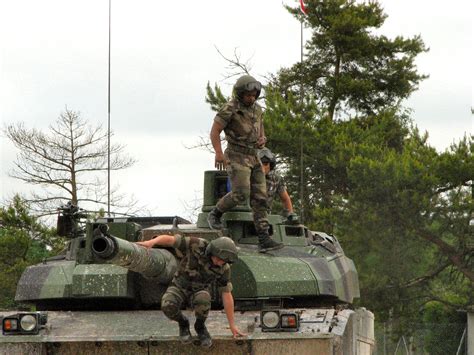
[3,171,373,354]
[14,170,359,310]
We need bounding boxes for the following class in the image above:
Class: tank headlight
[2,312,47,335]
[261,310,300,332]
[20,314,37,331]
[261,311,280,329]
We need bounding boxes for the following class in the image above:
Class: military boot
[258,233,284,253]
[178,318,192,344]
[194,319,212,348]
[207,208,223,230]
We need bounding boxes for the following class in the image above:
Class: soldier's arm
[136,234,176,249]
[279,190,294,213]
[210,121,225,170]
[222,291,246,338]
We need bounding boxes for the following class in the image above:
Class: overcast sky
[1,0,473,221]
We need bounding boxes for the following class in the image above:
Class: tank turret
[14,210,183,310]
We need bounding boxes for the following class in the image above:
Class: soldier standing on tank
[207,75,284,252]
[136,235,245,347]
[258,148,294,217]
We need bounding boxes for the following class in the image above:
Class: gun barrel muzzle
[92,234,116,258]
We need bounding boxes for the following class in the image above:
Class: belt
[227,143,256,155]
[175,278,209,292]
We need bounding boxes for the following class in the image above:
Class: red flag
[300,0,307,14]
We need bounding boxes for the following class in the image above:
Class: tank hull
[0,309,374,354]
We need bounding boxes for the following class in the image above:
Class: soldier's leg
[191,290,212,347]
[191,290,211,320]
[220,161,251,209]
[250,164,269,234]
[250,164,284,252]
[161,286,192,343]
[208,156,251,229]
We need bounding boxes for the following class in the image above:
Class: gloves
[281,211,299,224]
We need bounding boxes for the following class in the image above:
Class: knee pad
[192,291,211,319]
[161,295,181,320]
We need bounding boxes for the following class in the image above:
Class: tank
[14,170,359,311]
[3,171,373,354]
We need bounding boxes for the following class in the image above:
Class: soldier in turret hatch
[258,148,295,218]
[136,235,245,347]
[208,74,284,253]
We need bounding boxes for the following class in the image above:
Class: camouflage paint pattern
[161,235,231,322]
[161,286,211,321]
[214,98,263,150]
[214,95,269,237]
[171,235,232,293]
[15,261,75,301]
[216,149,269,236]
[15,170,360,309]
[93,234,177,282]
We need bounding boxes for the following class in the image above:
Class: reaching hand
[230,326,247,338]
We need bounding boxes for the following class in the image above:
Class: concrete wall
[0,339,338,355]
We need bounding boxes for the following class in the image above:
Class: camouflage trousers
[216,149,269,235]
[161,285,211,322]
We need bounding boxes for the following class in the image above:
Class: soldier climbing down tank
[208,74,284,253]
[136,235,245,347]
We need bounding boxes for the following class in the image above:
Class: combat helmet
[234,75,262,100]
[258,147,276,170]
[206,237,238,264]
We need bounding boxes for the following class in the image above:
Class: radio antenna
[107,0,112,216]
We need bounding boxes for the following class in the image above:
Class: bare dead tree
[184,134,217,153]
[4,108,139,216]
[180,190,204,223]
[214,46,253,80]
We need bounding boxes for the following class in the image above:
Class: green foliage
[340,133,472,333]
[281,0,428,119]
[422,302,466,355]
[0,196,63,309]
[0,227,30,309]
[205,82,229,112]
[266,98,473,334]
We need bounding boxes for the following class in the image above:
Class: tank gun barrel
[92,231,177,284]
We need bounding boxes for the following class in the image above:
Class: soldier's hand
[215,152,226,170]
[230,325,247,338]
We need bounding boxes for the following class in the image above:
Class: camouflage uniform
[265,170,287,212]
[161,234,232,322]
[214,97,269,236]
